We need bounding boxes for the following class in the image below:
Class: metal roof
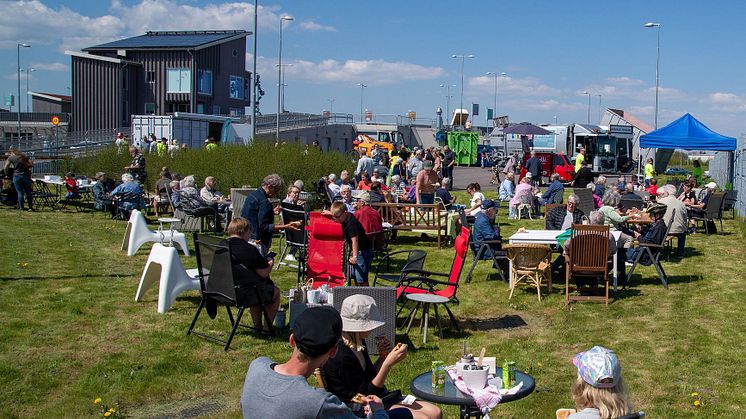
[84,30,250,51]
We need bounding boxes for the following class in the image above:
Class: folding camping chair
[625,209,676,289]
[303,212,347,289]
[276,201,307,273]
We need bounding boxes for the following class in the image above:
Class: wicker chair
[505,244,552,301]
[565,224,611,306]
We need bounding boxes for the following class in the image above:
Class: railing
[354,113,437,127]
[254,112,353,134]
[4,127,130,158]
[0,111,71,123]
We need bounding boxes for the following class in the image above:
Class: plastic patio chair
[134,243,200,313]
[121,209,189,256]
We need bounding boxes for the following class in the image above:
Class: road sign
[4,94,13,107]
[52,115,60,126]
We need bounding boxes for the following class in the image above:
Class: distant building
[66,30,252,133]
[29,92,72,114]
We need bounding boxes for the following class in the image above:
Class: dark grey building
[66,30,252,132]
[29,92,72,114]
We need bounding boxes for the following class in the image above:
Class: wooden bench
[372,202,447,248]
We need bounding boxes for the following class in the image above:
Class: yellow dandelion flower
[691,392,699,397]
[94,397,102,404]
[108,407,114,412]
[104,412,112,417]
[693,400,701,407]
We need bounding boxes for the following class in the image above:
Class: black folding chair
[625,209,676,289]
[276,202,307,279]
[460,210,508,282]
[373,249,427,287]
[32,180,58,210]
[187,233,274,351]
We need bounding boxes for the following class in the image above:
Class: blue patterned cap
[572,346,621,388]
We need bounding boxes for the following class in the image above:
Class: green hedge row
[64,142,354,191]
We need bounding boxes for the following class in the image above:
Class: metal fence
[710,134,746,216]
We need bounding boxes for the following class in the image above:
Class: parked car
[665,167,690,176]
[519,151,575,184]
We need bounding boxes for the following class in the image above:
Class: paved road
[451,166,500,191]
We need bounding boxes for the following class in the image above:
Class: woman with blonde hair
[566,346,633,419]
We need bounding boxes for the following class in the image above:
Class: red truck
[518,151,575,184]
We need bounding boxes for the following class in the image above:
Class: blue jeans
[351,249,374,285]
[13,175,33,210]
[419,193,435,205]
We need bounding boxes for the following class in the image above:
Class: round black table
[410,368,535,418]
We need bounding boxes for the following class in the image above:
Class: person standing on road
[441,145,455,189]
[574,147,586,173]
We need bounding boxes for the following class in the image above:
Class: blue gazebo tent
[640,113,736,151]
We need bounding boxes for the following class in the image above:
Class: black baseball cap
[293,306,342,357]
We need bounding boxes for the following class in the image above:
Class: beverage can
[431,361,445,389]
[502,360,516,387]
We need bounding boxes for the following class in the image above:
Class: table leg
[613,250,618,293]
[460,404,482,419]
[422,303,429,344]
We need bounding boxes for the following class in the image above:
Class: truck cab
[519,151,575,183]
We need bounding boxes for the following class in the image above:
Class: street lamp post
[645,22,661,130]
[276,15,293,141]
[452,54,474,130]
[356,82,367,123]
[486,71,507,126]
[251,0,258,142]
[327,97,336,117]
[439,83,455,127]
[17,43,30,148]
[275,63,293,112]
[582,91,591,124]
[22,68,35,112]
[596,94,602,124]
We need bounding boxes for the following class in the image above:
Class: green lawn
[1,200,744,418]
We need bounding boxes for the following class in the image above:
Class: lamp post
[275,63,293,112]
[645,22,661,130]
[276,15,293,140]
[439,83,455,127]
[596,93,602,124]
[17,43,30,148]
[22,68,35,112]
[251,0,258,142]
[356,82,367,123]
[553,115,558,124]
[327,97,335,116]
[486,71,507,127]
[451,54,474,130]
[582,91,591,124]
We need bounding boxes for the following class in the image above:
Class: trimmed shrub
[64,142,354,191]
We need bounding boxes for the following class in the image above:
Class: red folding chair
[304,212,346,289]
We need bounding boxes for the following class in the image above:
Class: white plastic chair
[135,243,200,313]
[121,209,190,256]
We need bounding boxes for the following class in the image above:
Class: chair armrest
[403,269,449,278]
[374,250,421,277]
[638,242,663,249]
[397,275,452,292]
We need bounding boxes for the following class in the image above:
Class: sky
[1,0,745,137]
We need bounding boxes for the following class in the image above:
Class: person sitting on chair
[435,178,456,211]
[339,185,356,214]
[110,173,145,219]
[180,175,222,233]
[240,306,391,419]
[64,172,81,199]
[573,160,595,189]
[226,217,280,334]
[369,182,386,204]
[498,172,515,202]
[540,173,564,205]
[546,194,584,230]
[472,199,502,260]
[509,176,536,219]
[625,203,668,264]
[322,294,439,419]
[92,172,116,215]
[353,192,385,252]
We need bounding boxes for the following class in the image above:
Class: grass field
[1,196,744,418]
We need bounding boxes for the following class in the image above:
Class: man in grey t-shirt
[241,307,389,419]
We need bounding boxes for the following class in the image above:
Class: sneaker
[285,254,297,262]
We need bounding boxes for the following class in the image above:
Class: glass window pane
[179,69,191,93]
[167,69,181,93]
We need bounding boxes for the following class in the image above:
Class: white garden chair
[135,243,200,313]
[121,209,189,256]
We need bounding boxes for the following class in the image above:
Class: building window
[229,108,245,117]
[146,70,155,83]
[167,68,191,93]
[197,103,204,114]
[197,70,212,95]
[244,78,250,102]
[212,105,222,115]
[229,75,243,99]
[145,103,155,114]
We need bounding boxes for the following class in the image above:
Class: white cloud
[468,75,559,97]
[704,92,746,113]
[282,58,446,85]
[300,20,336,32]
[31,62,69,71]
[0,0,288,52]
[605,76,644,87]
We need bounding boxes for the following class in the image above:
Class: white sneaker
[285,254,297,262]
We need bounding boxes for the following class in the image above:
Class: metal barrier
[710,134,746,216]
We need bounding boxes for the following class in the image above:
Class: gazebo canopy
[640,113,736,151]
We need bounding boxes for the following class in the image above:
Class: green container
[431,361,445,388]
[502,360,516,387]
[447,131,479,165]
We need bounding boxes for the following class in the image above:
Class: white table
[508,229,623,292]
[404,293,450,344]
[157,217,182,246]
